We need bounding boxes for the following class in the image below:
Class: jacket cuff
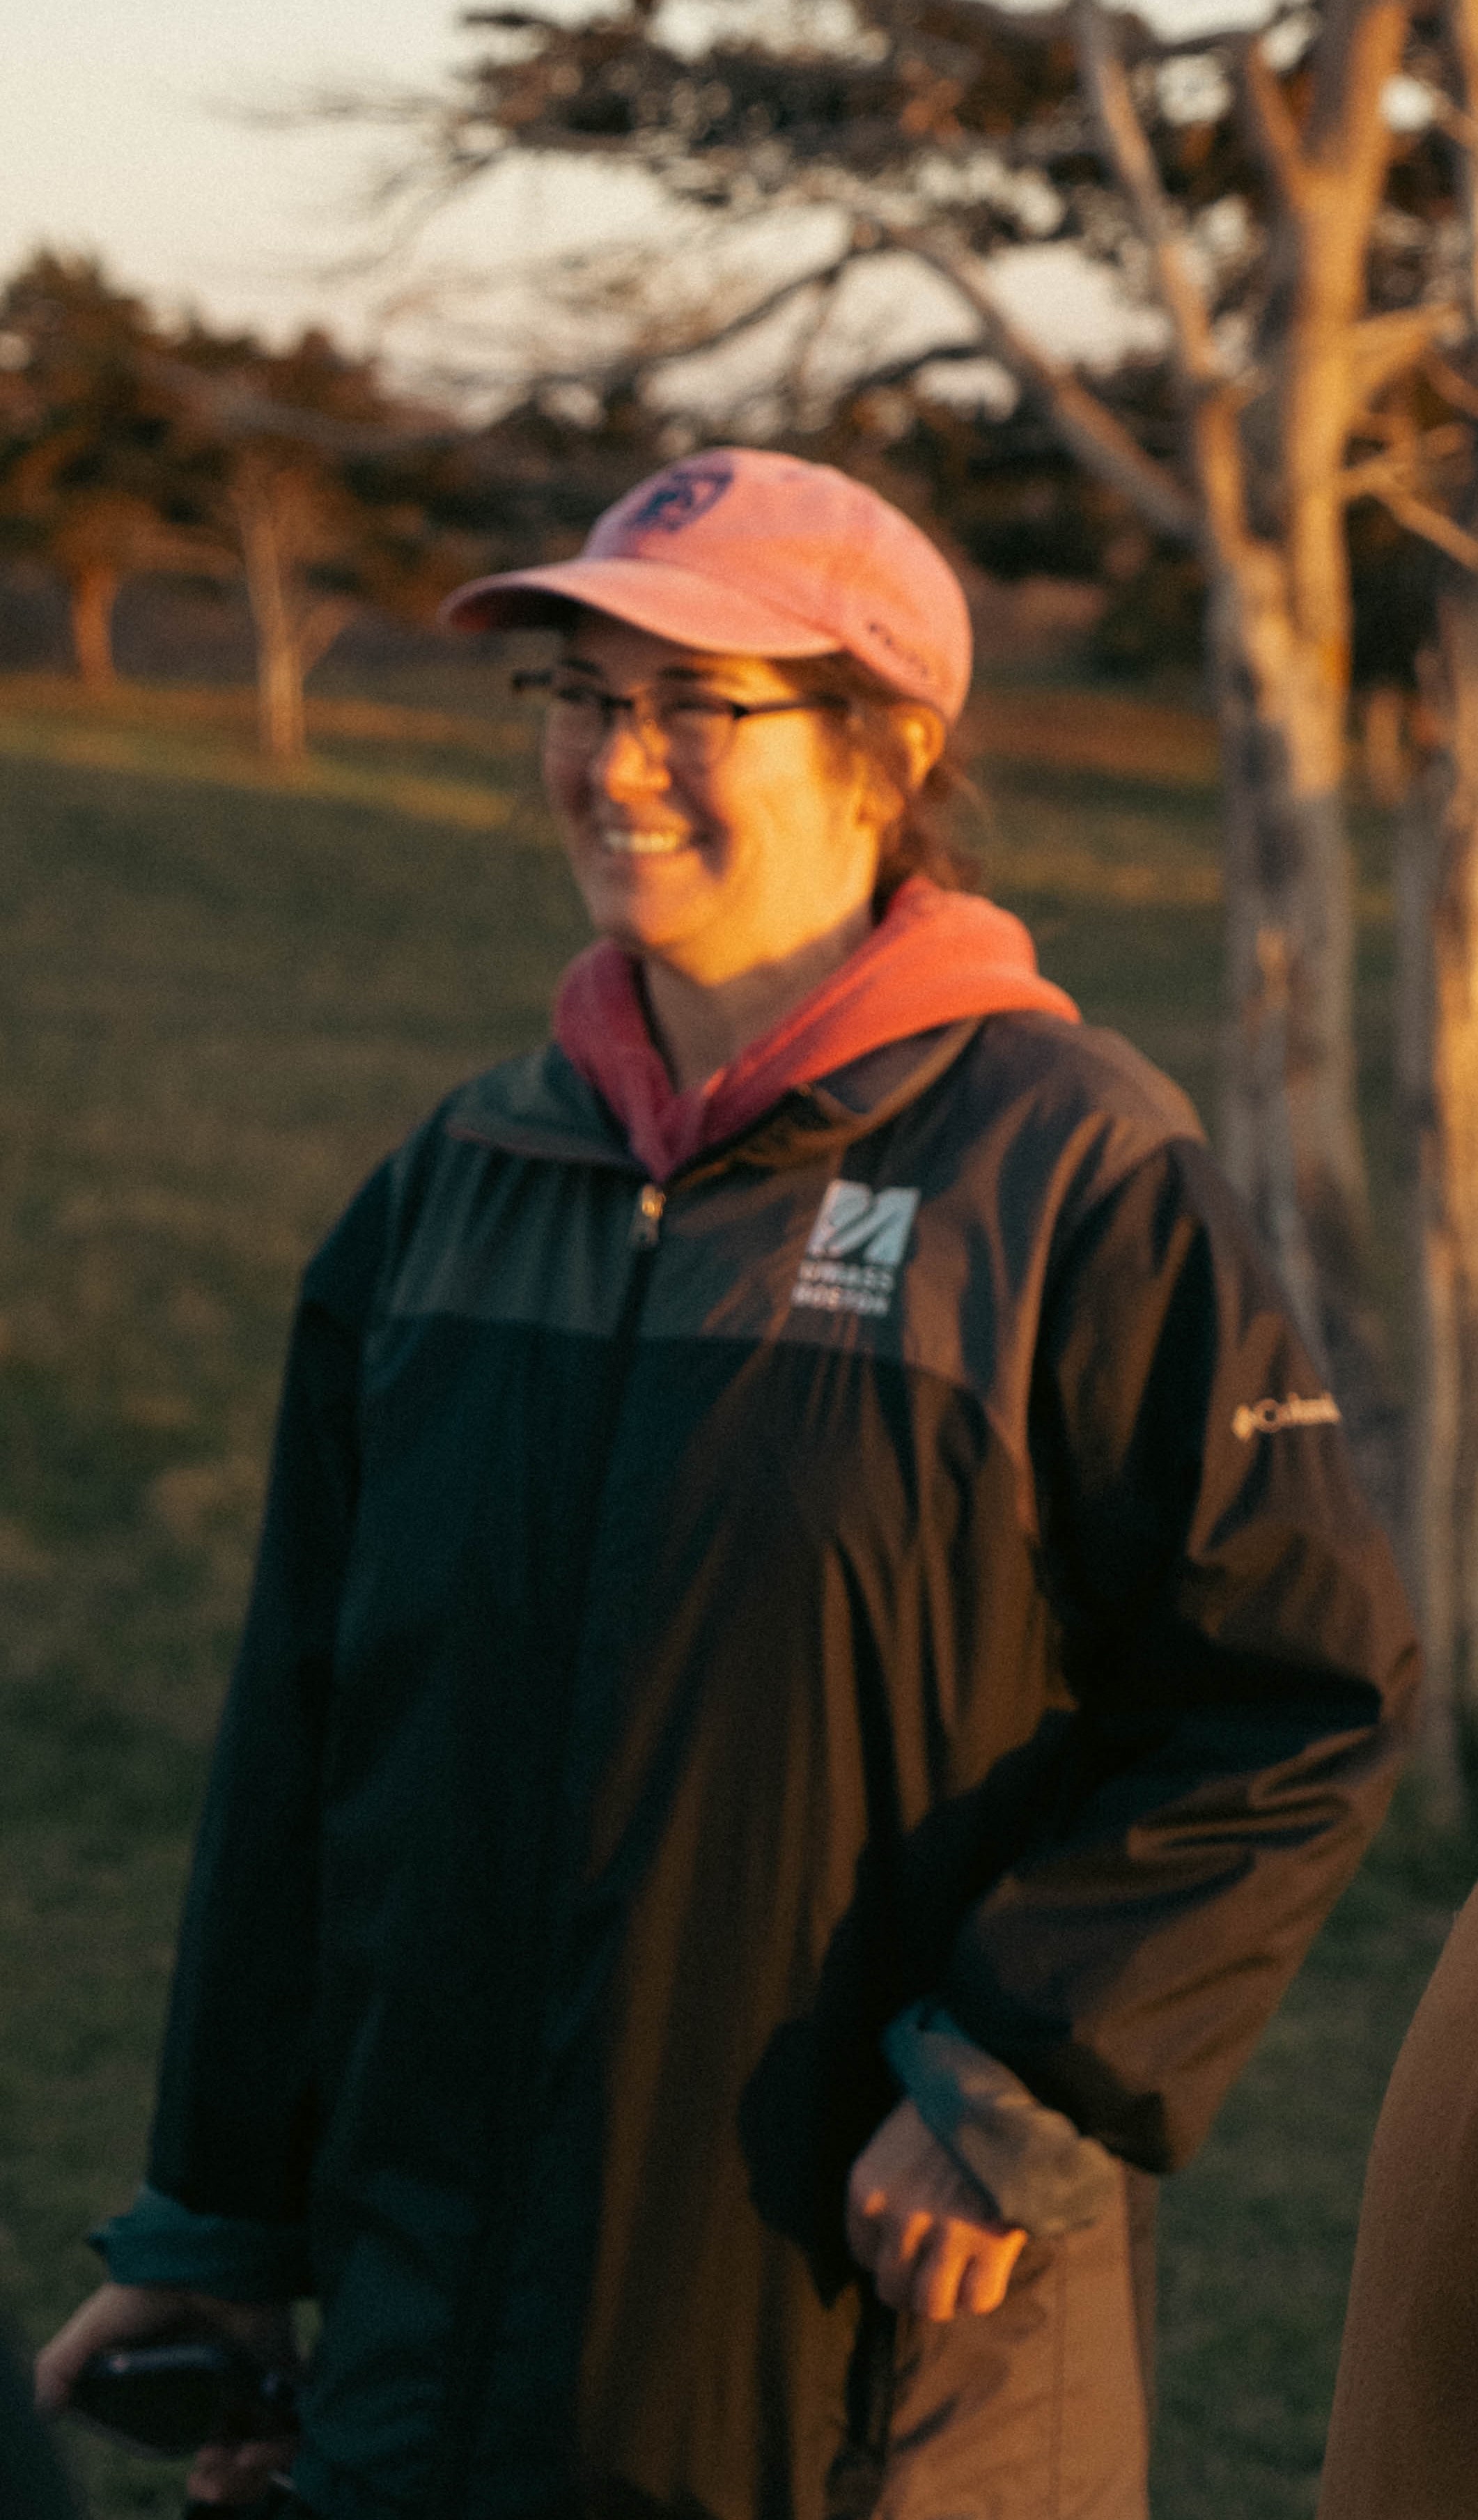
[883,2002,1121,2238]
[90,2184,314,2301]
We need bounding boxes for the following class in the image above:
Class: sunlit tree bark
[920,2,1415,1422]
[66,560,119,691]
[230,455,356,763]
[1208,3,1410,1396]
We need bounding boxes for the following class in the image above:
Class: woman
[38,449,1415,2520]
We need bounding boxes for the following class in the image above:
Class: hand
[35,2278,300,2507]
[846,2099,1028,2321]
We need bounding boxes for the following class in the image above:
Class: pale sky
[1,0,655,355]
[2,0,1282,403]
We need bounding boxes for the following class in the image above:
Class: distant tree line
[0,248,1266,759]
[7,244,1412,756]
[0,251,686,756]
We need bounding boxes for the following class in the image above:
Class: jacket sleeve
[934,1136,1418,2179]
[882,2004,1121,2235]
[95,1165,393,2299]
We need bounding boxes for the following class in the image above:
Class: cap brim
[439,556,841,659]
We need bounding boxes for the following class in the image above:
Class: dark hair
[779,652,980,906]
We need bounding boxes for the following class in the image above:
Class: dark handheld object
[70,2340,297,2456]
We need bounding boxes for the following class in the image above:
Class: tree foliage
[324,5,1478,690]
[0,252,655,742]
[0,253,229,685]
[340,1,1460,479]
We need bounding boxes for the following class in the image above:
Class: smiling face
[540,612,889,990]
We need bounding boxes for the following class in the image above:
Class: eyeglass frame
[511,667,851,768]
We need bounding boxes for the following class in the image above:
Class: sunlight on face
[540,614,887,989]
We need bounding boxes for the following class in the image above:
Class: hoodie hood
[552,875,1080,1183]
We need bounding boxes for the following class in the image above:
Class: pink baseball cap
[439,446,972,722]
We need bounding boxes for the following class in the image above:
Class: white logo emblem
[791,1181,920,1319]
[1231,1390,1341,1442]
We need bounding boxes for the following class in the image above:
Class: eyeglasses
[513,670,848,775]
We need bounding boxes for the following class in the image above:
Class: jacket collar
[551,878,1078,1182]
[444,1016,984,1181]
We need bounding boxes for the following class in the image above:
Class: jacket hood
[552,876,1080,1182]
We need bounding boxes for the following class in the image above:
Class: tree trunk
[1206,552,1395,1489]
[1362,685,1409,805]
[234,470,307,763]
[1399,581,1478,1819]
[69,563,119,690]
[1165,0,1409,1493]
[256,619,306,764]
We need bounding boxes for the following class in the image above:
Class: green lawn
[0,687,1465,2519]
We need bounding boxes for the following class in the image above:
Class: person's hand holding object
[35,2279,298,2507]
[847,2099,1028,2320]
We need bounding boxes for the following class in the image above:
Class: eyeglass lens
[542,685,739,771]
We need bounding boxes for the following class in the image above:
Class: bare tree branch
[1237,33,1309,215]
[1368,481,1478,569]
[779,259,850,423]
[1071,0,1222,394]
[1066,1,1259,571]
[895,228,1199,542]
[1307,0,1412,181]
[605,242,873,373]
[1339,425,1473,498]
[1425,346,1478,419]
[482,238,896,410]
[834,339,1009,403]
[1349,304,1464,405]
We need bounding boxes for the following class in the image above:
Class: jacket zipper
[630,1181,666,1249]
[428,1179,667,2515]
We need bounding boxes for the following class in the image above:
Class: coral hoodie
[553,873,1080,1181]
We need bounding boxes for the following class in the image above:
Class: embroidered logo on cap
[628,460,735,534]
[865,616,937,689]
[791,1181,920,1319]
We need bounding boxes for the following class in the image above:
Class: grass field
[0,674,1468,2519]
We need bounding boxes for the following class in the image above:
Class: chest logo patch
[791,1181,921,1319]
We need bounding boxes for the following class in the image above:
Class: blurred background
[3,3,1477,2514]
